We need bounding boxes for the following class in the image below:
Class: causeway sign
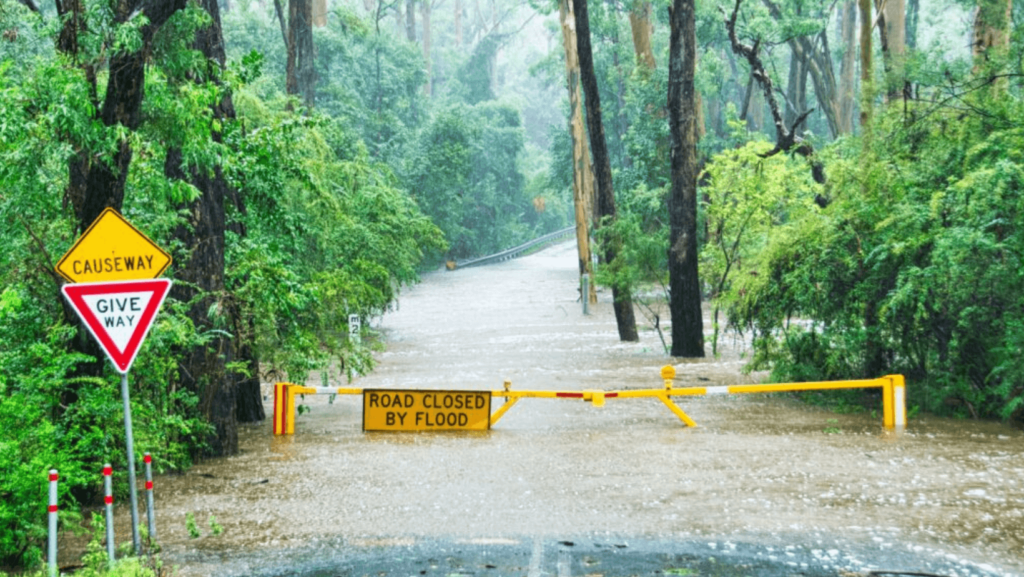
[56,208,171,283]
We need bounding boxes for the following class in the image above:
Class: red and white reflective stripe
[103,466,112,476]
[104,496,113,505]
[48,504,58,513]
[49,472,59,482]
[144,454,152,464]
[145,481,153,490]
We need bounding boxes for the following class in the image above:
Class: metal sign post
[120,373,142,553]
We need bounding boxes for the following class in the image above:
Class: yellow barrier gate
[273,367,907,435]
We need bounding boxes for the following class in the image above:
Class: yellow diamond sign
[56,208,172,283]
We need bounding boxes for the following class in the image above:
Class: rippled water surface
[140,242,1022,576]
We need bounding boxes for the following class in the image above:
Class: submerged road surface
[152,242,1023,577]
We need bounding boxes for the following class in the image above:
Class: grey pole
[48,469,57,577]
[581,274,590,315]
[144,453,156,541]
[103,464,115,564]
[120,373,142,555]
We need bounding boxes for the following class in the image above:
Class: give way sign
[61,279,172,373]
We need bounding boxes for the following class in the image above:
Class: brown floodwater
[116,242,1022,576]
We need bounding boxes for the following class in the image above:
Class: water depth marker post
[56,208,173,555]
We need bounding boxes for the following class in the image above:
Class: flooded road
[152,242,1024,576]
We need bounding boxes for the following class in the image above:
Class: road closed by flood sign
[363,389,491,431]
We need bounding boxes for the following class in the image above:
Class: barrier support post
[490,381,519,427]
[48,470,58,577]
[884,374,907,431]
[274,383,297,435]
[657,393,698,427]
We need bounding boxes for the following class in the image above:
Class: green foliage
[223,97,445,383]
[406,101,555,259]
[185,512,200,539]
[727,96,1024,421]
[208,514,223,536]
[700,139,821,355]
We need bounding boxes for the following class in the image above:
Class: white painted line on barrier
[895,387,906,428]
[706,386,730,395]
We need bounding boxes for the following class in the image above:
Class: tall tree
[573,0,639,342]
[972,0,1012,72]
[559,0,597,304]
[879,0,908,100]
[858,0,872,126]
[785,47,809,139]
[838,1,856,133]
[762,0,841,138]
[166,0,264,455]
[286,0,316,108]
[422,0,432,95]
[407,0,417,41]
[667,0,703,357]
[629,0,656,70]
[455,0,463,45]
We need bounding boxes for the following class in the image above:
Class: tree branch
[723,0,828,196]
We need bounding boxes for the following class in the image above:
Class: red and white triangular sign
[61,279,172,374]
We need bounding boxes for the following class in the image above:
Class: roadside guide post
[103,464,115,564]
[48,470,57,577]
[55,208,172,556]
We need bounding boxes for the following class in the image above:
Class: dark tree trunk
[667,0,704,357]
[785,47,809,139]
[165,0,264,454]
[906,0,919,49]
[165,148,238,455]
[286,0,315,108]
[572,0,638,343]
[406,0,416,41]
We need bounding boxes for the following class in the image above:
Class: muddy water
[150,242,1024,576]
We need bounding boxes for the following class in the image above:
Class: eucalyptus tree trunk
[455,0,463,46]
[422,0,432,95]
[559,0,597,304]
[858,0,872,126]
[972,0,1012,72]
[628,1,656,70]
[667,0,704,357]
[573,0,639,342]
[313,0,326,26]
[838,1,856,133]
[406,0,416,41]
[785,48,809,139]
[880,0,908,101]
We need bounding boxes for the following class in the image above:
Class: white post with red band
[144,453,156,541]
[103,464,115,564]
[48,469,58,577]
